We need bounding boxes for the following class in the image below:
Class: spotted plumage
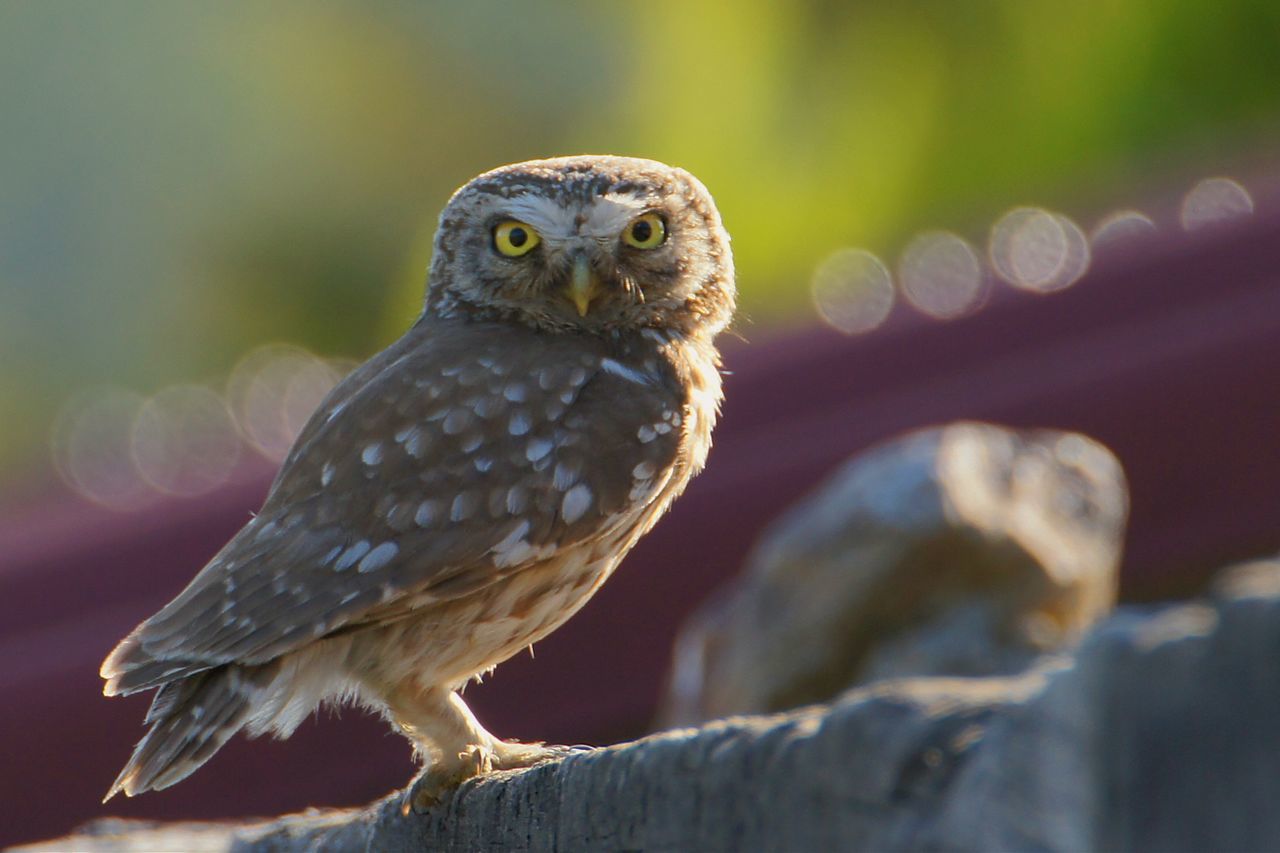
[101,155,735,807]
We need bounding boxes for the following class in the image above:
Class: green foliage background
[1,1,1277,483]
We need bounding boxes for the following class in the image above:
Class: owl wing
[103,317,687,695]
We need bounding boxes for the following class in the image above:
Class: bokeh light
[51,387,154,510]
[897,231,986,320]
[812,249,895,335]
[131,385,242,497]
[1090,210,1158,250]
[989,208,1091,293]
[226,345,344,461]
[1180,177,1254,231]
[1,2,1278,488]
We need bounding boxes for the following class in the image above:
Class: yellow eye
[493,220,541,257]
[623,213,666,249]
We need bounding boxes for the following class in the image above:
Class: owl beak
[567,254,601,317]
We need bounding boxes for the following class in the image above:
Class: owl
[100,155,736,811]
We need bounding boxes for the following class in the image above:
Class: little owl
[101,155,736,811]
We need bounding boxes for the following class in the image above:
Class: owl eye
[623,213,667,249]
[493,220,541,257]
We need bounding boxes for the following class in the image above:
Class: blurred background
[3,0,1280,492]
[3,0,1279,847]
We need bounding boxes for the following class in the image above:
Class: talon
[402,744,498,816]
[464,745,494,775]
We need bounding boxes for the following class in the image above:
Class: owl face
[427,156,735,339]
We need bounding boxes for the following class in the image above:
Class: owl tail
[104,662,277,801]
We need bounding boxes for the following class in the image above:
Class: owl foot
[400,741,593,815]
[402,744,495,815]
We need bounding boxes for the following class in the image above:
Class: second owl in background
[100,155,736,811]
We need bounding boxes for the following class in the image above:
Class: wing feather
[104,316,688,693]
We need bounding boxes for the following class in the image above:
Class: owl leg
[389,684,585,814]
[388,685,494,813]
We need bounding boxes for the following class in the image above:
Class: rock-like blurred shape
[664,422,1127,725]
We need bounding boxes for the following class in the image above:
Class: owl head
[425,156,735,340]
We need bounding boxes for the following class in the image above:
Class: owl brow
[494,198,579,242]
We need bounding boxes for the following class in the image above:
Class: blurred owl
[101,155,736,810]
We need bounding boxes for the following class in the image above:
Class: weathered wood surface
[28,560,1280,852]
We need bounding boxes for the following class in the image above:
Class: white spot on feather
[490,520,556,568]
[358,542,398,573]
[362,443,383,465]
[415,501,438,527]
[561,484,593,524]
[554,460,580,490]
[509,411,532,436]
[632,466,674,502]
[506,485,529,514]
[526,438,553,462]
[335,541,371,571]
[491,520,530,559]
[451,492,478,521]
[600,358,653,386]
[321,462,335,487]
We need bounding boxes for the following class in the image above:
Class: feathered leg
[387,683,578,814]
